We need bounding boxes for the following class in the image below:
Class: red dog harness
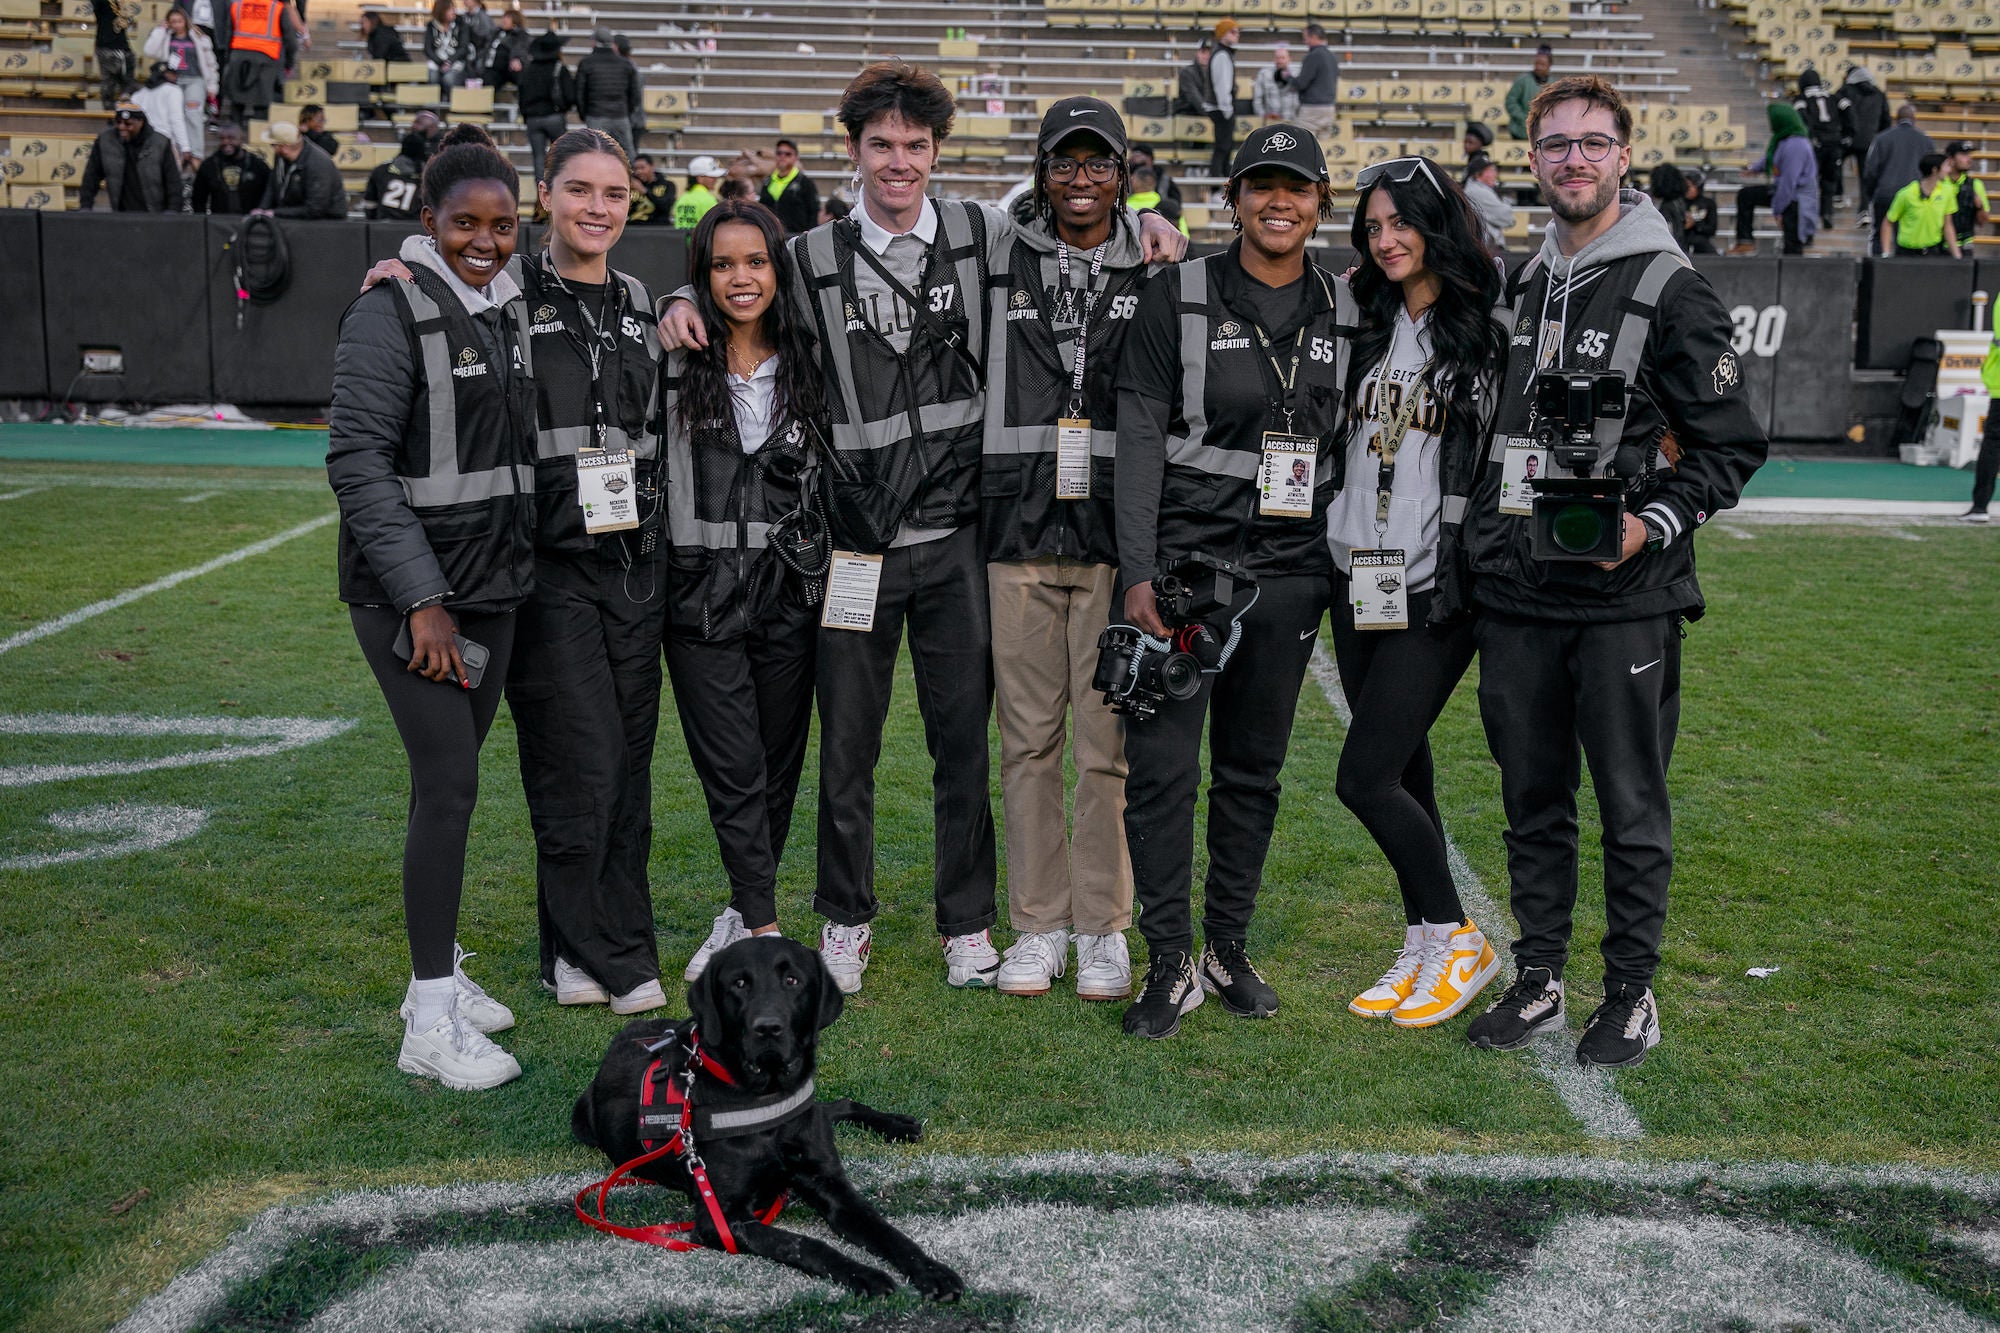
[575,1028,811,1252]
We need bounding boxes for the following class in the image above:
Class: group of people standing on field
[328,61,1764,1095]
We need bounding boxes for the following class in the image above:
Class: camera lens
[1550,503,1606,555]
[1159,652,1203,701]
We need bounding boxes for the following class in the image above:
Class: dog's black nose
[751,1016,786,1038]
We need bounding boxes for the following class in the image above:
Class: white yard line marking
[1307,643,1645,1141]
[1735,497,1965,517]
[0,487,46,501]
[0,513,336,658]
[0,471,323,493]
[0,713,356,788]
[178,491,220,504]
[0,804,208,871]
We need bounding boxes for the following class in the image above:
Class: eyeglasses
[1046,156,1119,183]
[1532,133,1623,162]
[1355,155,1446,198]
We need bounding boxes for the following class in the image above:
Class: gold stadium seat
[1079,0,1122,29]
[1405,137,1445,159]
[1460,0,1494,30]
[1421,0,1457,32]
[1379,77,1420,109]
[1045,0,1086,26]
[1174,114,1215,143]
[1309,0,1350,16]
[1272,0,1309,21]
[1322,133,1357,162]
[1535,0,1567,35]
[1120,0,1158,17]
[1497,0,1533,35]
[387,60,429,83]
[1704,124,1743,152]
[1348,0,1386,31]
[1421,78,1463,105]
[1383,0,1421,27]
[1339,78,1377,109]
[1329,162,1358,191]
[1495,140,1530,167]
[1123,74,1166,100]
[1133,113,1174,144]
[1234,0,1276,21]
[1355,138,1397,164]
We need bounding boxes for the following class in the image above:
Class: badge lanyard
[1371,351,1429,542]
[542,251,624,452]
[1251,322,1307,435]
[1053,238,1107,500]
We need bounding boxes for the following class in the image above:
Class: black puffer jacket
[328,273,537,614]
[261,139,346,218]
[79,125,182,211]
[517,34,573,117]
[574,45,640,121]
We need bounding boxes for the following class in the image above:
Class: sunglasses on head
[1355,155,1446,198]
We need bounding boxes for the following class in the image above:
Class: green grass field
[1,457,1997,1331]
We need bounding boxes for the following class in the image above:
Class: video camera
[1093,554,1254,720]
[1529,369,1628,562]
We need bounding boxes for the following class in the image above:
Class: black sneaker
[1121,949,1203,1039]
[1198,939,1279,1018]
[1465,966,1566,1050]
[1575,982,1662,1068]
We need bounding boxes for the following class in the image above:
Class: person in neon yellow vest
[1963,335,2000,522]
[1127,164,1188,236]
[672,154,721,228]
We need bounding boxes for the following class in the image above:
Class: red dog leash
[574,1031,788,1252]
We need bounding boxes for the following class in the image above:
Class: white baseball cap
[687,154,722,177]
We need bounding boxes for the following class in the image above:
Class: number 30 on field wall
[1728,304,1787,358]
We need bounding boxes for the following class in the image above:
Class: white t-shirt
[1326,306,1448,594]
[728,354,778,454]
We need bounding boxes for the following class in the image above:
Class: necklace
[727,342,775,377]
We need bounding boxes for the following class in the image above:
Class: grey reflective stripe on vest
[399,280,535,507]
[664,445,775,552]
[1442,494,1468,525]
[992,421,1119,458]
[536,423,653,460]
[803,202,988,459]
[1593,249,1687,467]
[1164,256,1223,473]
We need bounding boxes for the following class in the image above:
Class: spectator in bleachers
[1462,119,1494,161]
[423,0,460,86]
[217,0,299,125]
[145,7,216,160]
[1291,23,1339,140]
[1729,101,1816,256]
[1208,21,1241,182]
[576,27,642,160]
[630,154,675,224]
[1794,67,1843,220]
[1945,141,1989,250]
[1127,142,1181,224]
[672,154,720,227]
[80,101,183,210]
[1128,163,1185,236]
[1254,44,1299,125]
[1836,65,1888,202]
[298,103,337,157]
[1647,162,1688,253]
[360,10,409,63]
[1505,45,1551,140]
[362,130,426,218]
[91,0,135,108]
[1462,151,1511,251]
[762,137,819,235]
[256,120,345,218]
[454,0,496,71]
[1683,170,1718,255]
[133,63,196,166]
[1880,152,1961,259]
[191,120,269,213]
[817,194,849,224]
[1862,105,1935,253]
[517,31,573,184]
[482,8,527,90]
[412,108,445,157]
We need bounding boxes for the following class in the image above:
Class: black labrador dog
[573,934,964,1300]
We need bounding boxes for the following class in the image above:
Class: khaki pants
[1298,105,1339,140]
[988,557,1133,935]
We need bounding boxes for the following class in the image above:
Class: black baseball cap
[1039,96,1128,157]
[1945,139,1974,156]
[1229,122,1328,182]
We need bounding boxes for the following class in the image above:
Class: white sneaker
[398,999,522,1090]
[997,929,1070,996]
[400,944,514,1035]
[943,929,1002,989]
[1959,509,1992,524]
[546,957,610,1006]
[685,907,753,982]
[1074,931,1133,1001]
[610,978,668,1015]
[820,921,872,995]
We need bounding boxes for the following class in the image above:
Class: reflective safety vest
[796,202,990,551]
[229,0,283,61]
[334,267,538,614]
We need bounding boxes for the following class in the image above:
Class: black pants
[1208,111,1235,181]
[1474,609,1681,990]
[1973,403,2000,511]
[1124,573,1330,954]
[1814,141,1843,216]
[814,524,997,935]
[1734,186,1804,254]
[665,591,818,931]
[1327,584,1476,927]
[507,548,666,996]
[351,603,518,982]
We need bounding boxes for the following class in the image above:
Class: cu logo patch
[1219,320,1241,337]
[1713,350,1741,395]
[457,347,477,366]
[1264,131,1297,152]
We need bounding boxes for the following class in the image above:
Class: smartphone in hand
[393,619,489,688]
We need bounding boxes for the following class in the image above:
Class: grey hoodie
[1531,189,1687,364]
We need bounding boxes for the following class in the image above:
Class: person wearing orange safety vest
[216,0,298,124]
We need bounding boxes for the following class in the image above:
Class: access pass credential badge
[820,551,885,632]
[1351,548,1408,631]
[576,450,639,533]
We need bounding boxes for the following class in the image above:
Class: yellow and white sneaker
[1393,919,1502,1029]
[1348,924,1426,1018]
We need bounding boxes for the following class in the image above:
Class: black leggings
[351,604,518,980]
[1327,583,1476,926]
[1734,186,1805,254]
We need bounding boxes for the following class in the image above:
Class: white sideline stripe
[114,1150,2000,1333]
[0,713,357,788]
[0,513,336,658]
[0,487,46,500]
[0,803,208,870]
[178,491,220,504]
[1734,497,1967,517]
[1306,643,1645,1142]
